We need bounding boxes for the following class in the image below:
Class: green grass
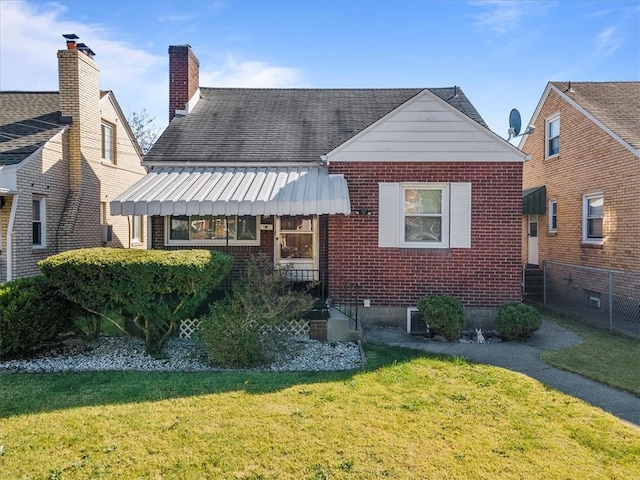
[537,308,640,397]
[1,345,638,479]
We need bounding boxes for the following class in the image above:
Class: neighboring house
[0,35,148,282]
[111,45,527,336]
[520,82,640,273]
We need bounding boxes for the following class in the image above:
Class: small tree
[128,109,159,154]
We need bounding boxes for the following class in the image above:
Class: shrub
[0,275,78,358]
[199,255,315,368]
[495,302,541,340]
[199,297,266,368]
[39,248,233,354]
[417,294,464,341]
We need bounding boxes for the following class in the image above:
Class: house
[520,81,640,271]
[519,82,640,330]
[0,35,148,282]
[111,45,527,337]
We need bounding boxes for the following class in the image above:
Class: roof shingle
[0,92,66,166]
[145,87,488,164]
[551,81,640,150]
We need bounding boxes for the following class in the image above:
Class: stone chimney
[168,44,200,122]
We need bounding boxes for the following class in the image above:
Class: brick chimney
[168,44,200,122]
[58,34,101,190]
[57,34,101,250]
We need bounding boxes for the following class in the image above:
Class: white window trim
[546,114,560,159]
[401,183,450,248]
[582,192,603,244]
[32,195,46,249]
[164,215,261,246]
[101,121,115,164]
[548,200,557,232]
[131,216,143,243]
[378,182,471,249]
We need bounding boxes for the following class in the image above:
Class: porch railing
[326,272,361,331]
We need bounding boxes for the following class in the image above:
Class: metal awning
[110,167,351,216]
[522,185,546,214]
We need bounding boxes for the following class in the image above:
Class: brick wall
[328,161,523,310]
[522,89,640,272]
[168,45,200,123]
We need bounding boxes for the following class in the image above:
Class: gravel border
[0,335,364,374]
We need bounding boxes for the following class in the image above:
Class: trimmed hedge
[417,294,465,341]
[495,302,541,340]
[39,248,233,354]
[0,275,78,358]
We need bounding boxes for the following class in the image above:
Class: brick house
[111,45,527,336]
[520,82,640,273]
[0,35,148,282]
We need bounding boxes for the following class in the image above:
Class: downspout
[6,194,19,282]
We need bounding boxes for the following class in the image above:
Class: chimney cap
[77,43,96,58]
[62,33,79,40]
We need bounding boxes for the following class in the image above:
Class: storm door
[275,215,318,280]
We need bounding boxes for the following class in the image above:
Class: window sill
[545,153,559,160]
[547,231,557,236]
[581,241,603,249]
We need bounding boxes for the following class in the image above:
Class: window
[32,196,46,248]
[101,122,115,163]
[583,193,603,243]
[378,182,471,249]
[549,200,557,232]
[132,216,142,243]
[403,186,448,246]
[546,116,560,157]
[166,215,259,245]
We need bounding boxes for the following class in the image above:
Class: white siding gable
[327,89,525,163]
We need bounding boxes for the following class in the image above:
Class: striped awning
[110,167,351,216]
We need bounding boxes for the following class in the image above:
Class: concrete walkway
[363,320,639,427]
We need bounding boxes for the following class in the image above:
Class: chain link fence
[543,261,640,339]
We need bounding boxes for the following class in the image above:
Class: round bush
[417,294,464,341]
[495,302,541,340]
[0,275,78,358]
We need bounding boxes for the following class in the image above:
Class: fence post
[543,260,547,306]
[608,271,613,331]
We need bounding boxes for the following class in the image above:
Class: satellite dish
[509,108,522,137]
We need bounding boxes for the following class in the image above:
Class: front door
[275,215,318,280]
[527,214,539,266]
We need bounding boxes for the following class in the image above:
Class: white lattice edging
[179,318,201,338]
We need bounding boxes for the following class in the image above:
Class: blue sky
[1,0,638,142]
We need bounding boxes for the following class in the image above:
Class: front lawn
[1,345,638,479]
[538,310,640,397]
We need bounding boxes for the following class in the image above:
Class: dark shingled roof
[145,87,488,164]
[0,92,67,166]
[551,81,640,150]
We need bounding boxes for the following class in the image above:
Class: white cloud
[471,0,543,35]
[0,0,306,131]
[0,0,166,122]
[200,54,305,88]
[595,26,621,56]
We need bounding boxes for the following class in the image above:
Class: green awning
[522,186,546,214]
